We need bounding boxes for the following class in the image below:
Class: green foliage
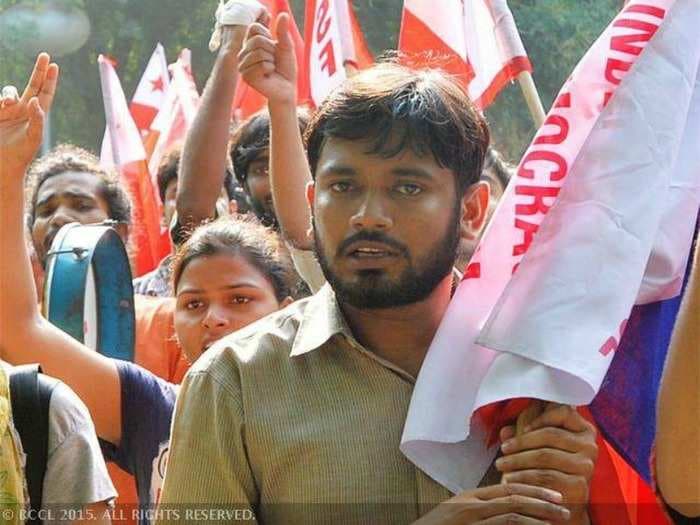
[0,0,620,161]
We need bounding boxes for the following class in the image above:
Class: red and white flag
[98,55,163,276]
[303,0,373,106]
[147,49,200,179]
[401,0,700,496]
[232,0,309,120]
[399,0,531,109]
[130,43,170,135]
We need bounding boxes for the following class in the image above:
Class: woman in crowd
[0,53,294,515]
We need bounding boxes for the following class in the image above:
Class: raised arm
[239,14,314,249]
[0,54,122,446]
[176,1,267,228]
[656,237,700,518]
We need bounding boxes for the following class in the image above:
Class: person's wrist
[268,95,297,113]
[219,26,247,55]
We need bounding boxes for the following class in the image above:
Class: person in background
[227,108,310,229]
[1,361,116,525]
[655,233,699,523]
[1,55,115,525]
[0,47,295,525]
[173,0,321,294]
[133,145,244,297]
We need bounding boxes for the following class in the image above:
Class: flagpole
[517,70,546,128]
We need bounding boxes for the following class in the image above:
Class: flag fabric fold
[399,0,531,109]
[98,55,163,277]
[401,0,699,504]
[303,0,373,106]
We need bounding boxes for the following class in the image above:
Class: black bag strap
[9,364,58,524]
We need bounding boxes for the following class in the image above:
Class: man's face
[162,178,178,230]
[31,171,111,265]
[311,137,462,309]
[245,152,276,226]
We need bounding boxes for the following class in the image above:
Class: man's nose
[48,206,75,228]
[350,191,393,231]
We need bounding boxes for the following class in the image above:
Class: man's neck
[339,274,454,378]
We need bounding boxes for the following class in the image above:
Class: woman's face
[174,252,282,362]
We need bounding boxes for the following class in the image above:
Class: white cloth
[209,0,267,52]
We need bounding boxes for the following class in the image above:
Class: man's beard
[247,194,278,230]
[313,203,461,309]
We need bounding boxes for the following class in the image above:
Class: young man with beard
[158,15,597,525]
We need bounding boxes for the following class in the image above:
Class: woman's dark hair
[26,144,132,230]
[171,216,295,302]
[304,62,490,197]
[230,107,311,188]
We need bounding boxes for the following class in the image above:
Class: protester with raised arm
[0,52,116,525]
[175,0,268,235]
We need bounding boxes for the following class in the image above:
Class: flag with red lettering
[303,0,373,106]
[399,0,531,109]
[99,55,163,276]
[130,43,170,135]
[401,0,699,519]
[232,0,309,120]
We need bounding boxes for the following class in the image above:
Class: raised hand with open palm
[0,53,59,177]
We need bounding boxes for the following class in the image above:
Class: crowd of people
[0,1,697,524]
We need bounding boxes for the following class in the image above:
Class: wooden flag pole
[517,70,547,128]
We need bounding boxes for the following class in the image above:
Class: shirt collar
[290,283,351,357]
[290,269,462,358]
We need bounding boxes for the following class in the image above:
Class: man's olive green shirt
[158,284,453,524]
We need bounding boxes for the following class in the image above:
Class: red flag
[129,43,170,135]
[232,0,309,120]
[98,55,162,276]
[304,0,373,106]
[399,0,531,109]
[347,1,373,70]
[148,49,200,179]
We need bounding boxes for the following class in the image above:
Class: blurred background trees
[0,0,619,162]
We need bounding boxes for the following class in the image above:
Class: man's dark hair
[482,147,514,190]
[156,147,181,203]
[160,145,238,202]
[230,108,310,188]
[26,144,132,230]
[304,63,490,196]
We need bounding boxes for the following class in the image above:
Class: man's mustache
[337,230,409,258]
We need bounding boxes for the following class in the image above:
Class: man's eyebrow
[36,191,97,208]
[391,167,436,180]
[317,164,357,177]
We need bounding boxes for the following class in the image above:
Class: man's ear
[115,223,130,245]
[460,182,490,241]
[280,296,295,308]
[228,199,239,216]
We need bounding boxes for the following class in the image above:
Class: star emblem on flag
[150,76,165,92]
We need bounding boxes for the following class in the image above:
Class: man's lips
[344,241,400,258]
